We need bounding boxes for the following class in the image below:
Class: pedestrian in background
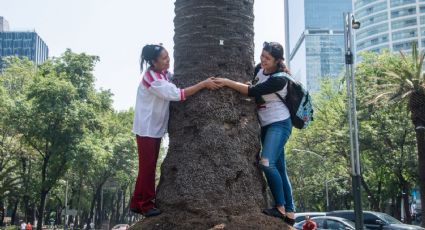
[25,222,32,230]
[20,221,26,230]
[302,216,317,230]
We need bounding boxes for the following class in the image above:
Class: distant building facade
[354,0,425,54]
[284,0,352,92]
[0,17,48,67]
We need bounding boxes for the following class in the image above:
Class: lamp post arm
[291,149,326,161]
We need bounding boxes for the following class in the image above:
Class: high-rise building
[0,17,48,67]
[0,31,49,66]
[284,0,352,92]
[0,16,10,32]
[354,0,425,54]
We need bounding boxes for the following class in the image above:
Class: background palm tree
[372,43,425,227]
[134,0,291,229]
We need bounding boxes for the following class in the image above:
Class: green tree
[287,78,352,212]
[287,72,418,219]
[357,49,425,222]
[77,110,136,229]
[7,51,105,230]
[0,57,38,225]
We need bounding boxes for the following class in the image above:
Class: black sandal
[283,215,295,226]
[262,207,285,219]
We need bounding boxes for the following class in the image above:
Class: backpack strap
[271,72,291,106]
[275,91,287,104]
[252,63,262,82]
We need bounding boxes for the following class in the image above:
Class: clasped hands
[202,76,230,90]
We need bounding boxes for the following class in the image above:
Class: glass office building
[0,31,49,66]
[285,0,352,92]
[354,0,425,54]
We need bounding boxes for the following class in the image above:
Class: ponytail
[278,60,291,75]
[140,44,164,73]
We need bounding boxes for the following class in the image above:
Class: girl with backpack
[131,44,221,217]
[213,41,296,226]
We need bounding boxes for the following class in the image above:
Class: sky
[1,0,285,111]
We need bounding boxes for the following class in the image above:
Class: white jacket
[132,69,185,138]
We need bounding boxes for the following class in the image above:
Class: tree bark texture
[409,91,425,227]
[415,128,425,227]
[134,0,292,229]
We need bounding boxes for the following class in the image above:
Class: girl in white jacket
[131,44,220,217]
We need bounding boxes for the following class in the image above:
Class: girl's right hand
[202,77,222,90]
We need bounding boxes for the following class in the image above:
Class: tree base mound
[131,211,294,230]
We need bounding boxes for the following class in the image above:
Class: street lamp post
[291,149,326,162]
[343,12,363,230]
[325,179,329,211]
[64,180,68,230]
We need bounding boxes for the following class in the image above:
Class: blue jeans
[259,118,295,212]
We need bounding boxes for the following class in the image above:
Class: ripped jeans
[259,118,295,212]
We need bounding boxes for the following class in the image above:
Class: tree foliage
[287,50,420,220]
[0,53,137,229]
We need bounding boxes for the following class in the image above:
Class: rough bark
[11,198,18,225]
[415,128,425,227]
[133,0,292,229]
[36,155,49,230]
[86,187,100,230]
[36,190,48,230]
[409,91,425,227]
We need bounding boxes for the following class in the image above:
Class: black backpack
[253,66,314,129]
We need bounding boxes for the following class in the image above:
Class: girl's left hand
[212,77,228,87]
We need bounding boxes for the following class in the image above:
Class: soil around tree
[130,211,294,230]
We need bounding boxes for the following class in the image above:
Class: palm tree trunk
[415,128,425,227]
[409,91,425,227]
[134,0,291,229]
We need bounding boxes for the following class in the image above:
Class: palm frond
[415,49,425,79]
[375,84,398,90]
[370,42,425,107]
[385,71,403,80]
[405,79,414,89]
[412,42,418,69]
[399,50,410,67]
[388,88,405,101]
[401,90,413,99]
[368,92,393,105]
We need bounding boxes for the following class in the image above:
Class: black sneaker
[143,208,161,217]
[130,208,142,215]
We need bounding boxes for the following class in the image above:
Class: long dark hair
[140,44,164,72]
[263,41,291,75]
